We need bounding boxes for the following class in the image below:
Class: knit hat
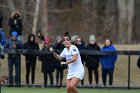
[44,38,49,43]
[89,34,96,41]
[11,31,18,37]
[71,35,79,42]
[56,35,62,41]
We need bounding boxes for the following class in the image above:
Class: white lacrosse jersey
[60,45,85,80]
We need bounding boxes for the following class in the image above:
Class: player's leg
[69,77,81,93]
[66,79,72,93]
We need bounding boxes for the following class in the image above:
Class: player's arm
[49,47,63,62]
[61,54,78,65]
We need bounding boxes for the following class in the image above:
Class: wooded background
[0,0,140,44]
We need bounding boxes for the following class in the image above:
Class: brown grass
[0,45,140,87]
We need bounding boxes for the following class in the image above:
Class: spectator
[75,37,85,86]
[137,56,140,69]
[0,10,6,46]
[85,35,100,87]
[100,39,118,87]
[54,35,66,87]
[4,31,23,87]
[0,28,6,46]
[8,11,23,41]
[38,38,54,87]
[23,34,39,86]
[71,35,79,45]
[0,10,3,28]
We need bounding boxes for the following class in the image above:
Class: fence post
[128,53,131,89]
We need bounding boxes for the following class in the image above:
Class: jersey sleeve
[71,46,79,55]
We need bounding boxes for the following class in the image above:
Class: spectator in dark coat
[8,11,23,41]
[4,31,23,87]
[75,37,85,86]
[100,39,118,87]
[0,11,3,28]
[38,38,54,87]
[54,36,66,87]
[85,34,100,87]
[23,34,39,85]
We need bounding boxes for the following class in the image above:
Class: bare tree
[40,0,48,38]
[127,0,134,43]
[32,0,40,35]
[118,0,135,44]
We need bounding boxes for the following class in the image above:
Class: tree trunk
[32,0,40,35]
[40,0,48,38]
[127,0,134,44]
[118,0,128,44]
[118,0,134,44]
[103,0,118,41]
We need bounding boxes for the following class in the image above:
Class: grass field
[1,87,140,93]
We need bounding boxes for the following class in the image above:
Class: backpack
[137,56,140,69]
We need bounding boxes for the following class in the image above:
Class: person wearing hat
[0,28,6,46]
[85,34,100,87]
[8,11,23,41]
[38,38,54,87]
[54,35,66,87]
[4,31,23,87]
[23,34,39,87]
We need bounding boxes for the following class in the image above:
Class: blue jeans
[8,58,21,85]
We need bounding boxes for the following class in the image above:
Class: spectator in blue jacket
[0,28,6,46]
[100,39,117,87]
[4,31,23,87]
[0,11,6,46]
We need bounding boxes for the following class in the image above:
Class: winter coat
[0,28,6,45]
[0,13,3,28]
[23,34,39,62]
[8,12,23,35]
[85,43,100,68]
[54,42,67,69]
[100,45,118,69]
[39,48,55,73]
[4,39,23,59]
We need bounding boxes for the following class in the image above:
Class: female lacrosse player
[49,33,85,93]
